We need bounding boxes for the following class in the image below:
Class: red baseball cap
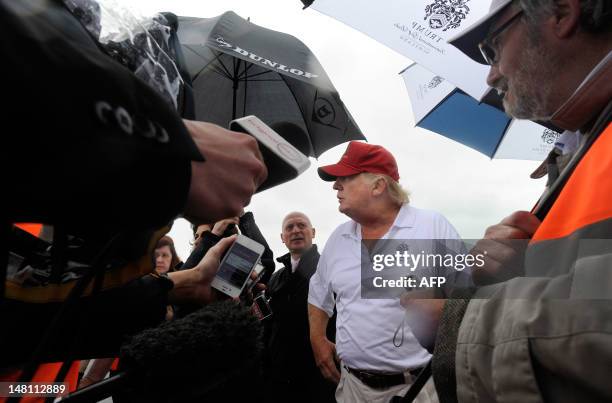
[318,141,400,182]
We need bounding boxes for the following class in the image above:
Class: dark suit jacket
[264,245,336,402]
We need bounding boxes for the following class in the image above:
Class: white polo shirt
[308,203,461,372]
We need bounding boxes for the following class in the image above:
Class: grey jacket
[434,55,612,403]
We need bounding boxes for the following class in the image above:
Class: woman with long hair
[154,235,181,274]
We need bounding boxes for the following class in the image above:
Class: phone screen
[217,242,260,288]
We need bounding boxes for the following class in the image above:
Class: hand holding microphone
[182,120,268,225]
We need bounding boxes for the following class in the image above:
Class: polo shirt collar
[342,203,415,240]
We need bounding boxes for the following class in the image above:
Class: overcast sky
[124,0,545,262]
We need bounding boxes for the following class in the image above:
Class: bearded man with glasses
[399,0,612,402]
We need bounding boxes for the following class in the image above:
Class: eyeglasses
[478,9,524,65]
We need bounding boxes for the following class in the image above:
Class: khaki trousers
[335,365,439,403]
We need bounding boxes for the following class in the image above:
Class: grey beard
[503,27,558,121]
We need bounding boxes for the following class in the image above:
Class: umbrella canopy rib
[489,119,514,159]
[178,11,365,157]
[183,46,233,81]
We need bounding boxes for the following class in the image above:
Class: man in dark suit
[263,212,335,403]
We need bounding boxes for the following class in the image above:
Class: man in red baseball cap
[308,141,461,402]
[317,141,403,219]
[317,141,400,182]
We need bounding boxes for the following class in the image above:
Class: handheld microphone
[230,116,311,192]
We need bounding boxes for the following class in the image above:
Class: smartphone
[230,115,311,192]
[212,234,265,298]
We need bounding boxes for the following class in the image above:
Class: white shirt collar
[342,203,416,240]
[290,256,301,273]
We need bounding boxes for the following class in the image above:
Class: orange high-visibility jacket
[453,121,612,403]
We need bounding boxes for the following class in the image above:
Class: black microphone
[60,301,263,403]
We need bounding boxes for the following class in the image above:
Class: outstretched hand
[168,235,237,305]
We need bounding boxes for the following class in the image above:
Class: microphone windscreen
[119,301,263,402]
[270,121,314,157]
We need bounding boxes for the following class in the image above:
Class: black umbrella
[177,11,365,157]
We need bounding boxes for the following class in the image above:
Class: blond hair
[362,173,410,206]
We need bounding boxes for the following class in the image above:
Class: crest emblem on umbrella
[541,129,561,145]
[424,0,471,31]
[428,76,445,89]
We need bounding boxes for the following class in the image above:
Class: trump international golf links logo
[424,0,471,31]
[428,76,445,89]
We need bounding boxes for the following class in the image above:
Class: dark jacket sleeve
[181,232,222,270]
[239,212,275,284]
[0,0,203,369]
[173,232,222,319]
[0,274,173,368]
[1,0,203,238]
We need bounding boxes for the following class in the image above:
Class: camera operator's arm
[4,0,194,235]
[3,0,266,237]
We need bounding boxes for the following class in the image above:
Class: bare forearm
[308,303,340,383]
[167,236,236,306]
[308,303,330,341]
[167,269,194,304]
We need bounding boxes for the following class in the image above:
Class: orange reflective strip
[533,123,612,242]
[14,224,43,237]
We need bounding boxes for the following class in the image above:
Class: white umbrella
[302,0,492,100]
